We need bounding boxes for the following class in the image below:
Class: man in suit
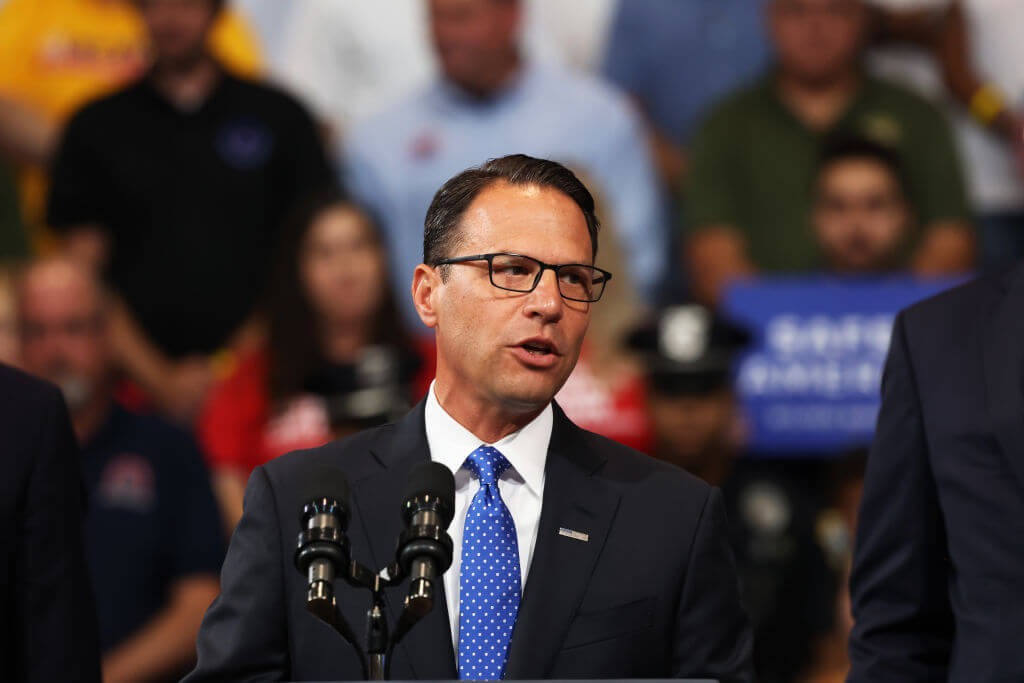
[0,363,101,683]
[849,262,1024,681]
[186,154,752,681]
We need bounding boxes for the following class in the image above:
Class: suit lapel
[348,401,457,680]
[504,404,622,679]
[982,263,1024,493]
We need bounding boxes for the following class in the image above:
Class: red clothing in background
[198,340,435,475]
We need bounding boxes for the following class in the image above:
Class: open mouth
[519,339,557,357]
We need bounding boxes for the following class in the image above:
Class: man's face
[19,264,109,412]
[648,389,736,477]
[419,182,593,415]
[138,0,217,65]
[770,0,867,84]
[429,0,519,92]
[813,158,910,273]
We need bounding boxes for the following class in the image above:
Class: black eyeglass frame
[432,252,613,303]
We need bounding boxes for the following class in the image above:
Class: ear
[411,264,441,329]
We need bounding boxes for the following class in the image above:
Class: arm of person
[107,295,214,422]
[211,468,248,537]
[671,487,754,683]
[184,467,291,682]
[0,94,58,166]
[911,219,976,275]
[848,312,954,682]
[15,383,102,683]
[684,225,755,308]
[683,106,756,306]
[100,575,220,683]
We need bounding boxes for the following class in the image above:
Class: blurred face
[814,158,910,273]
[415,182,593,415]
[429,0,520,93]
[301,205,386,327]
[19,263,109,412]
[648,389,735,477]
[770,0,867,84]
[138,0,217,65]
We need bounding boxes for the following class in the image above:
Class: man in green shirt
[684,0,973,305]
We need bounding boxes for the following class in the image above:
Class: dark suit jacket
[0,364,101,683]
[849,263,1024,682]
[186,401,752,681]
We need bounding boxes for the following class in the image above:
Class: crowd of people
[0,0,1021,682]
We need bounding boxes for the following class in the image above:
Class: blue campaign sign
[722,275,964,455]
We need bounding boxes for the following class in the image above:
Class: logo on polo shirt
[98,453,156,512]
[215,118,275,170]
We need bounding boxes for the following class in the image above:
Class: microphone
[395,462,455,621]
[293,468,352,628]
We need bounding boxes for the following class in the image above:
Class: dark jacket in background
[0,364,101,683]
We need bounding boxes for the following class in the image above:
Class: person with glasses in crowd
[185,154,752,682]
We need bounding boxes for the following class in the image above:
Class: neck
[150,53,220,110]
[777,67,861,131]
[72,394,113,448]
[321,318,372,364]
[451,52,521,101]
[433,380,544,444]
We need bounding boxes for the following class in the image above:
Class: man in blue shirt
[343,0,668,330]
[18,259,224,683]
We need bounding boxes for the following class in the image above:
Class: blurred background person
[866,0,1024,271]
[684,0,972,306]
[343,0,668,331]
[0,0,261,252]
[628,304,834,683]
[197,191,433,531]
[0,159,29,261]
[45,0,332,423]
[274,0,616,147]
[812,135,916,273]
[1,361,102,683]
[17,258,224,683]
[602,0,774,191]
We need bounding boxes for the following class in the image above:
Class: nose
[523,268,564,322]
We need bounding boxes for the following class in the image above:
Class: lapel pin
[558,527,589,542]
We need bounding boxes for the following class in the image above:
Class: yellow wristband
[970,84,1006,126]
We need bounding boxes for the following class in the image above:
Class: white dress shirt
[423,382,551,651]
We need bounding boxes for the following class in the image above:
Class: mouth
[510,337,562,369]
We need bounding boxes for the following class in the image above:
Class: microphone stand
[313,559,427,680]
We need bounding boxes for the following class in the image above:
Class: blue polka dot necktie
[458,445,521,680]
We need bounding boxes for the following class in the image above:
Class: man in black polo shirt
[47,0,333,421]
[18,258,224,683]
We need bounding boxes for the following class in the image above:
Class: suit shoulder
[577,426,712,499]
[260,422,394,490]
[900,272,1002,333]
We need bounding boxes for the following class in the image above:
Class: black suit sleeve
[15,386,101,683]
[185,467,290,682]
[673,487,754,683]
[848,312,954,682]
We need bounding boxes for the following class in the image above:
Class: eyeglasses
[432,252,612,303]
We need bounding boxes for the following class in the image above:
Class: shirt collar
[424,381,551,497]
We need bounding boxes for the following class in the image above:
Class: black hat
[626,305,751,396]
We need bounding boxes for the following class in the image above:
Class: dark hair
[422,154,601,267]
[816,135,911,198]
[266,189,411,403]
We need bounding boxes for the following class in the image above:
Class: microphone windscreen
[403,461,456,528]
[301,466,352,512]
